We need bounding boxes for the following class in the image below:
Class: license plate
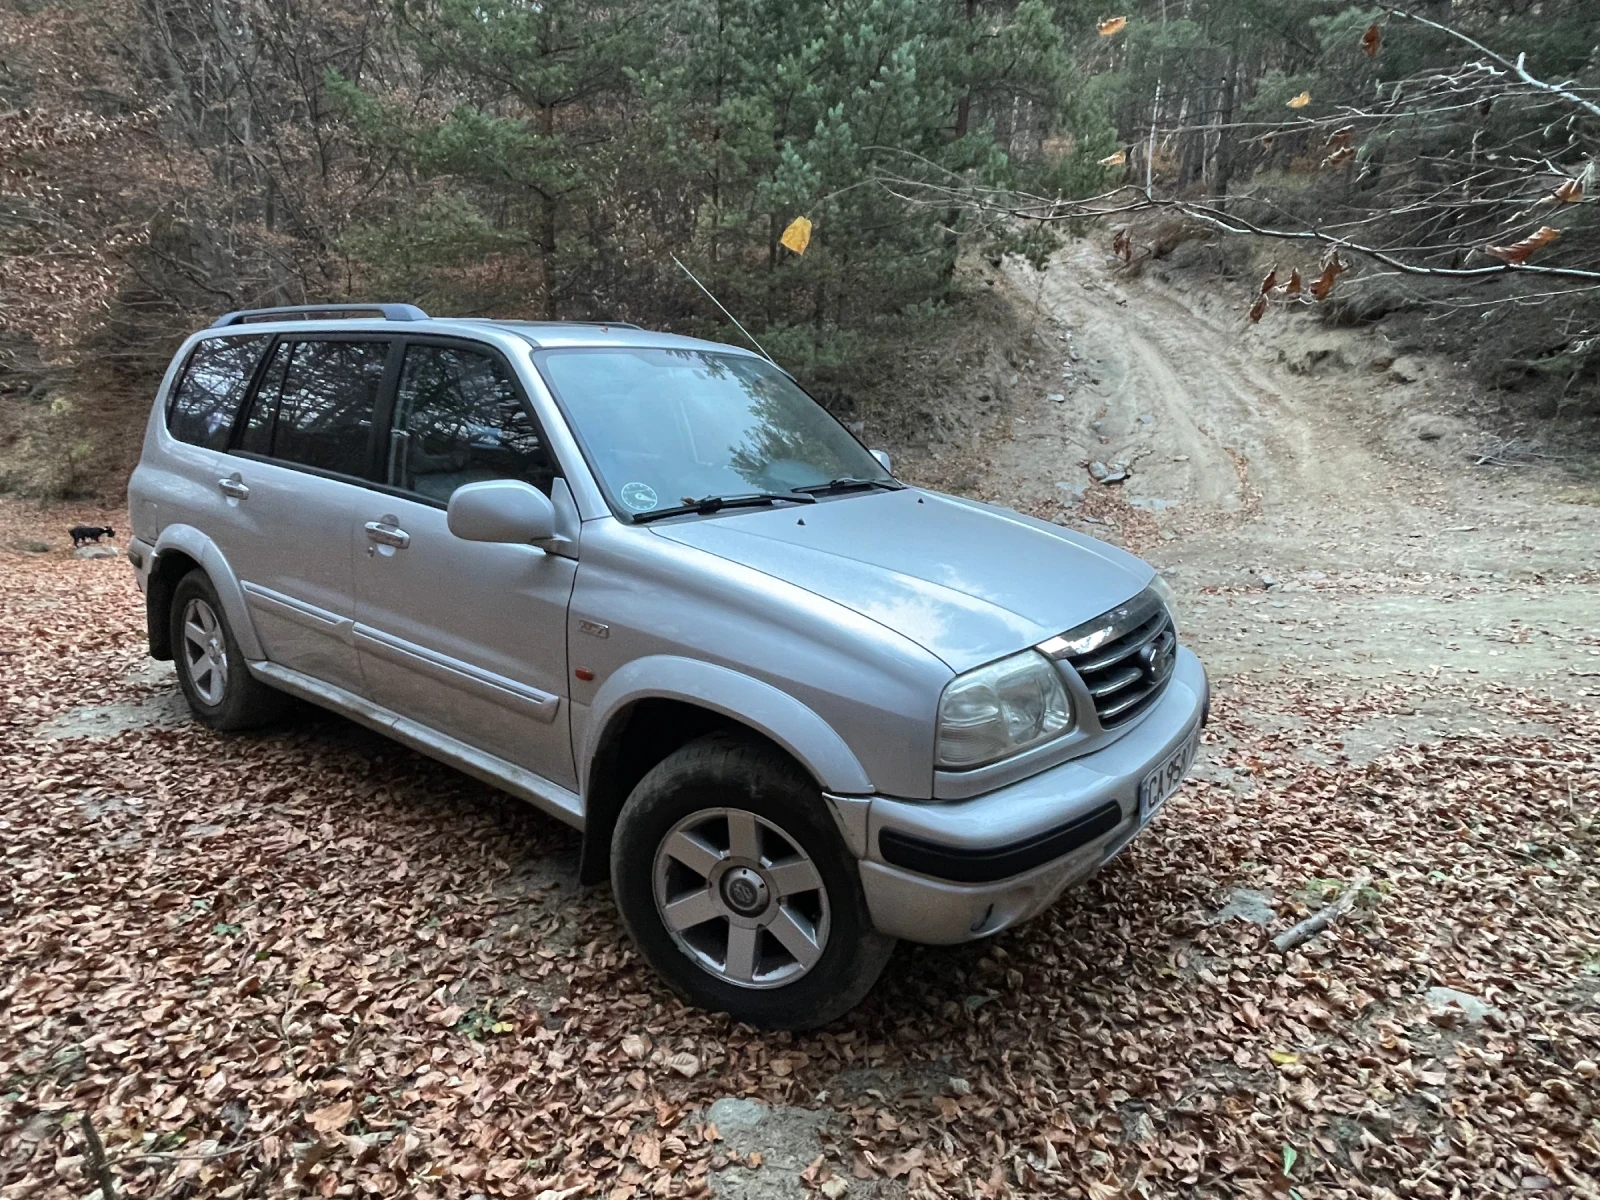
[1140,724,1199,820]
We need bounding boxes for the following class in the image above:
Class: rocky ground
[1,243,1597,1199]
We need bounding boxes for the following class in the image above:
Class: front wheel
[610,733,894,1029]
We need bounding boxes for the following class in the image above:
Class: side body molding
[152,524,264,660]
[580,656,875,798]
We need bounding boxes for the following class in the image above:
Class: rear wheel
[170,571,287,731]
[611,733,893,1029]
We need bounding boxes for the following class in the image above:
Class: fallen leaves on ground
[1,499,1596,1199]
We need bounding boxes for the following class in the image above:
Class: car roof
[197,314,761,358]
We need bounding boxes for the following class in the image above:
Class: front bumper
[858,646,1208,944]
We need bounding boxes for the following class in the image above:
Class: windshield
[534,348,892,517]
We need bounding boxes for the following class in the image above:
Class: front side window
[534,348,888,516]
[234,339,387,477]
[388,344,555,503]
[166,335,270,450]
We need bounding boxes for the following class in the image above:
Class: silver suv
[127,304,1208,1028]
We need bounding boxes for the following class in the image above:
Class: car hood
[649,488,1153,673]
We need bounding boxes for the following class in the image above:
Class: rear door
[212,335,395,694]
[351,338,578,789]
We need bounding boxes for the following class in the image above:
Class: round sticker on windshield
[619,482,658,512]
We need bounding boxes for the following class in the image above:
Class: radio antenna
[670,253,775,363]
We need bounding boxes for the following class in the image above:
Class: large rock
[74,543,119,560]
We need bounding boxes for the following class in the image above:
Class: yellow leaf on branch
[1098,149,1126,166]
[1286,91,1311,109]
[779,215,812,255]
[1098,16,1127,36]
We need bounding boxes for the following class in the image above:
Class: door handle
[364,521,411,549]
[218,477,249,500]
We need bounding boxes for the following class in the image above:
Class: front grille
[1046,593,1177,729]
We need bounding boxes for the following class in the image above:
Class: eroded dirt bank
[1,250,1597,1198]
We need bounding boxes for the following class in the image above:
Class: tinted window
[389,345,555,503]
[166,335,270,450]
[235,339,387,477]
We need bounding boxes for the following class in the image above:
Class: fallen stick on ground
[80,1114,119,1200]
[1272,872,1372,954]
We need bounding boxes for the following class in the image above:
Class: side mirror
[870,449,892,473]
[447,479,556,545]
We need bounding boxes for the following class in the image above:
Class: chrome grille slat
[1098,679,1162,720]
[1074,612,1168,674]
[1087,665,1144,697]
[1054,598,1177,729]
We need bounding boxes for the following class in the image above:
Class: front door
[352,339,578,790]
[213,336,393,695]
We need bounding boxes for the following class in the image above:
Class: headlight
[935,651,1074,770]
[1148,573,1179,633]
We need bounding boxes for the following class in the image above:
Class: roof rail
[210,303,430,328]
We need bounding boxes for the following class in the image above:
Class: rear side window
[235,339,388,477]
[166,335,270,450]
[388,344,556,503]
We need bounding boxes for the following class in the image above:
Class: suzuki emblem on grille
[1138,632,1176,681]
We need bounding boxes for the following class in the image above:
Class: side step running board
[248,660,585,830]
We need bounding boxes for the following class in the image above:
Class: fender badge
[578,619,610,639]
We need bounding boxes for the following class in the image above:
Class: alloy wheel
[652,807,831,989]
[180,597,229,707]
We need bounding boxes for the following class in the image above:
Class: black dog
[69,525,115,547]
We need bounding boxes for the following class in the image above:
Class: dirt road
[2,254,1597,1199]
[976,243,1600,757]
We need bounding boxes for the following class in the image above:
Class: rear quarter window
[166,335,271,451]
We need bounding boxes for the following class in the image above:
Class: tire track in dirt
[988,240,1600,719]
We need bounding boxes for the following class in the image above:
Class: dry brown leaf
[1098,149,1126,167]
[1249,294,1269,323]
[1484,225,1561,265]
[1552,177,1583,204]
[633,1132,661,1169]
[308,1099,354,1134]
[620,1032,650,1059]
[1260,267,1278,295]
[1310,254,1345,300]
[666,1052,701,1078]
[1285,267,1303,295]
[1286,91,1311,109]
[428,1004,465,1027]
[884,1148,925,1179]
[1097,15,1127,36]
[1361,23,1381,57]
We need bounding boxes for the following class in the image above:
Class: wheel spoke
[661,887,722,932]
[723,923,759,983]
[197,605,217,635]
[663,830,723,879]
[766,856,822,899]
[726,810,761,862]
[766,907,824,970]
[183,619,208,649]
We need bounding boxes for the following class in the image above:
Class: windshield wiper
[790,476,905,497]
[632,491,817,524]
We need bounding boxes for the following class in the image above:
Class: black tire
[169,570,288,731]
[610,732,894,1029]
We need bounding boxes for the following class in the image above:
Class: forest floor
[2,243,1598,1199]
